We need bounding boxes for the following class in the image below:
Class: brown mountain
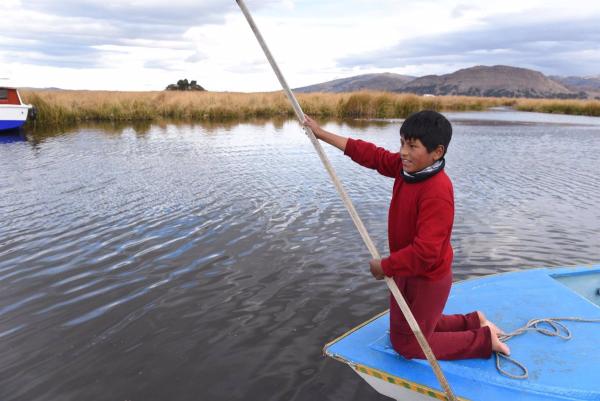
[550,75,600,99]
[293,72,415,93]
[396,65,584,99]
[551,75,600,91]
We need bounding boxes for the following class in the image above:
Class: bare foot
[477,311,510,355]
[491,330,511,355]
[477,311,505,335]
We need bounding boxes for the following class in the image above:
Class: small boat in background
[0,87,34,132]
[324,265,600,401]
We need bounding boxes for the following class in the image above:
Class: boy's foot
[478,311,510,355]
[477,311,505,335]
[491,330,511,355]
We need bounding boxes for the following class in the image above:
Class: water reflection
[0,130,27,144]
[18,117,304,149]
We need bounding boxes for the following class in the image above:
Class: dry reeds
[19,90,599,128]
[514,98,600,116]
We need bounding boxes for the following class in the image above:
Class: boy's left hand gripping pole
[235,2,457,400]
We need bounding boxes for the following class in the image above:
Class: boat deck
[324,265,600,401]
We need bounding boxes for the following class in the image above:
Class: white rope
[235,1,457,399]
[495,317,600,379]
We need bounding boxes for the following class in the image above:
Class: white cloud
[0,0,277,89]
[1,0,599,91]
[338,9,600,77]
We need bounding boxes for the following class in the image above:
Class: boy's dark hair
[400,110,452,156]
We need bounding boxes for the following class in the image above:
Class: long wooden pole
[235,1,457,400]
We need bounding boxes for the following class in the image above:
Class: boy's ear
[433,145,445,161]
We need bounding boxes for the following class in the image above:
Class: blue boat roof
[324,265,600,401]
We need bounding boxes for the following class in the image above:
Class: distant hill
[294,66,596,99]
[293,72,415,93]
[396,65,584,99]
[18,87,63,91]
[550,75,600,99]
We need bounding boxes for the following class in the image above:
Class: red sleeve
[344,138,401,178]
[381,197,453,277]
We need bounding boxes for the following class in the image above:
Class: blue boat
[324,265,600,401]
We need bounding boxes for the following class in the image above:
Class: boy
[303,110,509,360]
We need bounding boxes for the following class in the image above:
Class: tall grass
[514,98,600,117]
[20,90,598,128]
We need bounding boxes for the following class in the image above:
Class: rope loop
[531,318,571,339]
[496,317,600,379]
[496,353,528,380]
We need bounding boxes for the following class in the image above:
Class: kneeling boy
[303,110,509,359]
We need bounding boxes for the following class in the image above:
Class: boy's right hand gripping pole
[235,1,457,400]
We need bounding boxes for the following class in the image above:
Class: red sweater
[344,138,454,280]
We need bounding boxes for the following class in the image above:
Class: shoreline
[20,90,600,129]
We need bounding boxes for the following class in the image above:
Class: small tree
[177,79,189,90]
[166,79,206,91]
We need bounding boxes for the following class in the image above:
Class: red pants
[389,271,492,360]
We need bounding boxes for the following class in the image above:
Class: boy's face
[400,137,442,173]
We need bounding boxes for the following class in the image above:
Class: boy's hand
[302,115,348,152]
[369,259,385,280]
[302,115,322,137]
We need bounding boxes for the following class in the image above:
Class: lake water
[1,109,600,401]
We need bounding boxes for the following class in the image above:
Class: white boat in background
[0,87,34,131]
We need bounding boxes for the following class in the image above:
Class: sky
[1,0,599,92]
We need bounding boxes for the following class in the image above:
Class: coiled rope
[496,317,600,379]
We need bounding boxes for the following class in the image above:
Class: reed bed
[514,98,600,117]
[20,90,598,128]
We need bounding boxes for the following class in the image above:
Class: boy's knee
[391,335,423,359]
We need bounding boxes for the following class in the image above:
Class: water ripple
[0,114,599,401]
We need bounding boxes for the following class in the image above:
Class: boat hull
[0,120,26,131]
[355,368,441,401]
[0,105,29,131]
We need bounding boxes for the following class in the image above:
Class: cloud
[185,50,207,63]
[5,0,597,91]
[27,0,235,26]
[338,13,600,76]
[451,4,478,18]
[144,59,181,71]
[0,0,287,69]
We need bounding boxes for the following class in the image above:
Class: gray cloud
[1,0,282,69]
[185,50,207,63]
[1,31,109,68]
[28,0,235,27]
[451,4,477,19]
[144,59,182,71]
[338,14,600,76]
